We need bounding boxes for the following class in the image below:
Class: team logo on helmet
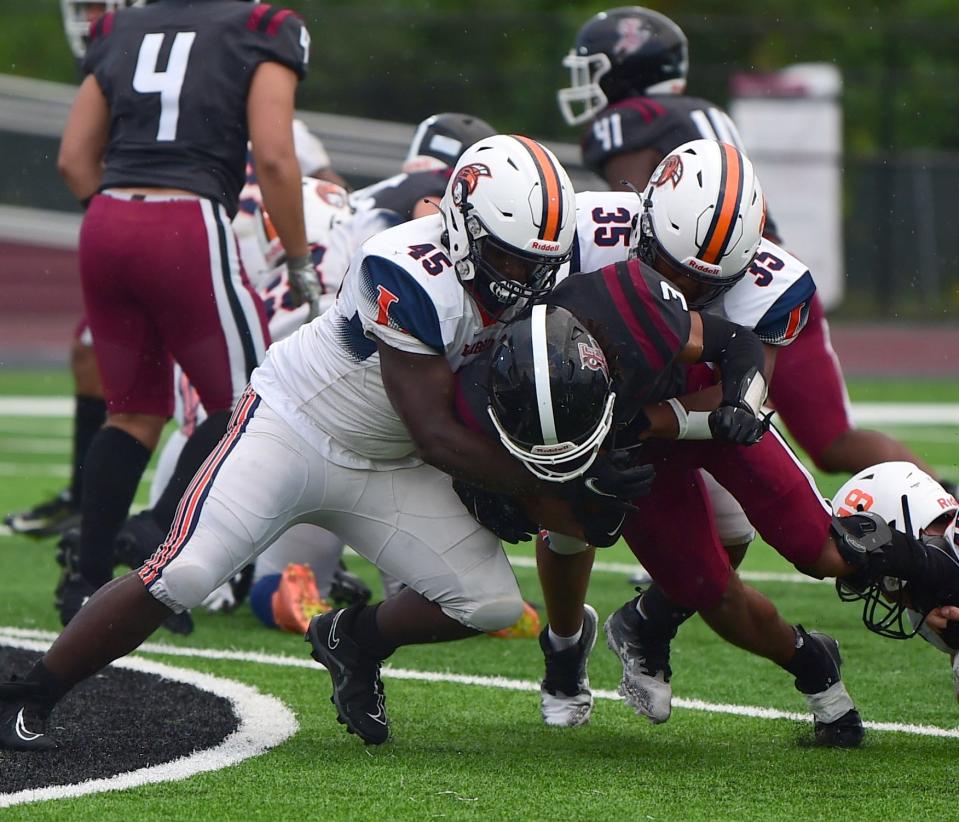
[652,154,683,189]
[451,163,492,204]
[577,340,609,380]
[614,18,651,57]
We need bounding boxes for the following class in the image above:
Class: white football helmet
[439,134,575,318]
[833,461,959,650]
[631,139,764,307]
[61,0,144,59]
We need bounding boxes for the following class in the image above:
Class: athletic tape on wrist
[666,398,713,440]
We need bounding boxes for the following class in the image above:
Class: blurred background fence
[1,1,958,324]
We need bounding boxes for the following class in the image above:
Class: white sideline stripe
[1,397,958,425]
[0,635,298,809]
[2,627,956,740]
[505,555,830,585]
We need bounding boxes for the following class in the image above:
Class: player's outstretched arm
[378,341,546,497]
[58,74,110,202]
[248,62,308,261]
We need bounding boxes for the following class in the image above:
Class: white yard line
[2,626,956,740]
[0,634,297,809]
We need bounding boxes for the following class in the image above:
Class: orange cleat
[488,600,541,639]
[271,563,332,635]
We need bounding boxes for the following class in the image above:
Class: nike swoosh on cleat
[328,610,343,650]
[367,696,387,725]
[15,708,42,742]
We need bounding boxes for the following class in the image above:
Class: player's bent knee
[462,595,526,633]
[158,559,230,611]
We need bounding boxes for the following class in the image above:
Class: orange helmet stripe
[512,134,563,243]
[699,142,745,265]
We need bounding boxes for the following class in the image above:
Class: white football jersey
[570,191,816,345]
[251,214,505,468]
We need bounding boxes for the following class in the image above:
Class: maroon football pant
[768,293,854,467]
[80,193,269,417]
[622,429,832,611]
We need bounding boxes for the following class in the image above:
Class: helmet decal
[577,340,609,380]
[451,163,491,204]
[614,17,651,57]
[652,154,683,189]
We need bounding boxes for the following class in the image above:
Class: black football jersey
[581,94,783,243]
[83,0,309,216]
[548,260,691,428]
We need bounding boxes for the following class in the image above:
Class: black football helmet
[403,112,498,173]
[487,304,616,481]
[558,6,689,126]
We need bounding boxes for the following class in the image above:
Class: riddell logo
[530,240,560,252]
[652,155,683,188]
[685,257,721,276]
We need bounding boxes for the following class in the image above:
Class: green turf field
[1,370,958,820]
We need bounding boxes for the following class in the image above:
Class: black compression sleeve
[696,313,766,407]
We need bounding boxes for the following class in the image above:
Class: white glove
[201,581,237,613]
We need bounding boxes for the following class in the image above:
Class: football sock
[24,659,72,710]
[783,626,836,694]
[78,427,152,586]
[635,584,695,641]
[150,410,230,530]
[548,625,583,651]
[69,395,106,503]
[346,603,398,661]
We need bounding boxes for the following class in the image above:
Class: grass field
[1,369,958,820]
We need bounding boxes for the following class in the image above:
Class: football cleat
[538,604,598,727]
[4,488,80,538]
[56,572,98,627]
[327,562,372,608]
[0,680,56,752]
[161,610,195,636]
[113,510,167,569]
[604,597,673,724]
[488,600,541,639]
[791,627,865,749]
[272,563,332,635]
[306,610,389,745]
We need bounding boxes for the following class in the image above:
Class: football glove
[286,254,322,320]
[708,405,774,446]
[453,479,538,544]
[561,449,655,512]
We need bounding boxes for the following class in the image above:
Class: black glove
[452,479,538,544]
[286,254,322,320]
[708,405,773,446]
[560,449,656,512]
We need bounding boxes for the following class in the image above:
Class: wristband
[666,398,713,440]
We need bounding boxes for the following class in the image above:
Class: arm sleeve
[697,313,766,407]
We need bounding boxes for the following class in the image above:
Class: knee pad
[466,595,526,633]
[159,559,229,611]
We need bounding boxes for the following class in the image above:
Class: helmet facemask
[448,178,568,320]
[557,51,613,127]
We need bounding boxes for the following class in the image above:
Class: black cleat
[113,510,167,569]
[792,627,865,749]
[328,562,372,608]
[0,681,56,751]
[306,610,389,745]
[5,488,80,538]
[162,610,195,636]
[57,573,98,626]
[814,708,866,749]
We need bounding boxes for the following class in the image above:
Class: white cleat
[538,604,598,727]
[604,599,673,724]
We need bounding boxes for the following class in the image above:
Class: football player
[49,0,314,633]
[0,135,649,751]
[557,5,942,483]
[350,112,497,221]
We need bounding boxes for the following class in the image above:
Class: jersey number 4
[133,32,197,142]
